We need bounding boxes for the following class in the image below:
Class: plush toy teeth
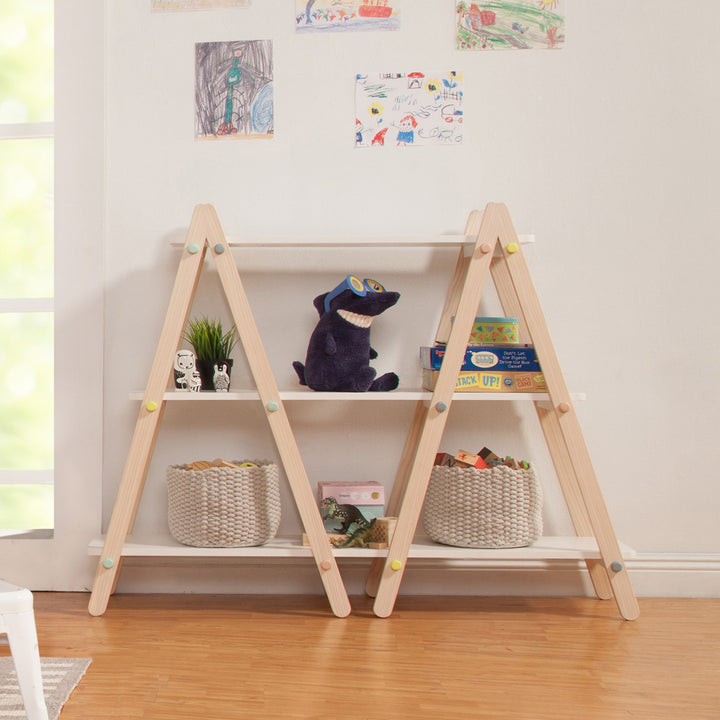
[337,309,374,328]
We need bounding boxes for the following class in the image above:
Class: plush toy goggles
[324,275,386,313]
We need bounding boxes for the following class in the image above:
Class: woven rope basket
[422,464,543,548]
[166,460,281,547]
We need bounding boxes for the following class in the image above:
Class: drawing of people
[355,119,364,145]
[195,40,274,140]
[217,49,243,135]
[396,114,417,146]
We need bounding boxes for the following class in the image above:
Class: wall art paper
[355,72,463,148]
[456,1,565,50]
[195,40,273,139]
[153,0,251,10]
[296,1,400,33]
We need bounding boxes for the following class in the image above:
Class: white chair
[0,580,49,720]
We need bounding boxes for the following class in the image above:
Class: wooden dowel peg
[187,243,200,254]
[557,401,571,414]
[214,244,225,254]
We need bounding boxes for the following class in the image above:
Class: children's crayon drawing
[195,40,273,140]
[296,0,400,33]
[456,1,565,50]
[153,0,251,10]
[355,72,463,148]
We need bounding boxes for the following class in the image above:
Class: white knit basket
[422,464,543,548]
[166,460,281,547]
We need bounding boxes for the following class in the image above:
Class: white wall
[97,0,720,598]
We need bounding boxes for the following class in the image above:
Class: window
[0,1,54,531]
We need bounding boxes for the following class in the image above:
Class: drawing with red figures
[456,1,565,50]
[296,0,400,33]
[355,71,463,149]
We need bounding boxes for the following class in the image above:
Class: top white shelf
[169,234,535,249]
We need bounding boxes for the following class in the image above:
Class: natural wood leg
[109,557,125,595]
[88,404,166,616]
[372,409,454,617]
[88,207,209,617]
[373,210,500,618]
[206,207,351,618]
[366,400,427,597]
[491,229,612,600]
[535,404,613,600]
[368,210,487,601]
[493,204,639,620]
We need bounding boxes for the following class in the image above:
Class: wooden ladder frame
[88,205,351,617]
[366,203,639,620]
[89,202,638,622]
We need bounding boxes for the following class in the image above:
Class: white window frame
[0,121,55,512]
[0,0,105,590]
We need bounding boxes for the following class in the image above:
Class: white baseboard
[624,553,720,597]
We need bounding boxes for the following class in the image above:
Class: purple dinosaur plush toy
[293,275,400,392]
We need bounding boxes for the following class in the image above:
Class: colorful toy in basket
[293,275,400,392]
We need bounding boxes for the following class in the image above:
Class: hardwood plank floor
[4,594,719,719]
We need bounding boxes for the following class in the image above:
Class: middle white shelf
[130,389,586,402]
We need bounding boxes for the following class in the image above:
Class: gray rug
[0,657,91,719]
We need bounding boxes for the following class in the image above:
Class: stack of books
[420,343,546,393]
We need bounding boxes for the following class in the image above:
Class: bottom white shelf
[88,534,636,563]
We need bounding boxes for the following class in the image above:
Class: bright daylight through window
[0,1,54,531]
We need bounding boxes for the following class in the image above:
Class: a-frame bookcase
[88,202,639,622]
[88,204,351,617]
[367,204,638,620]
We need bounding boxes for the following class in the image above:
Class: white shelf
[88,534,635,563]
[408,536,637,561]
[130,389,586,403]
[170,233,535,249]
[88,534,382,559]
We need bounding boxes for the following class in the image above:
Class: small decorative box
[317,481,385,506]
[469,317,519,345]
[317,481,386,532]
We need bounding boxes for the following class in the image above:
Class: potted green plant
[183,316,238,391]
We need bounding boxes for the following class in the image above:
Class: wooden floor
[4,594,719,719]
